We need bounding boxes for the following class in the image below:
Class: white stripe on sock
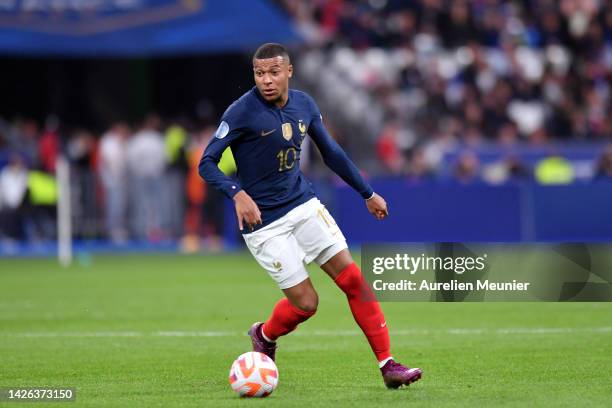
[378,356,393,368]
[261,326,275,343]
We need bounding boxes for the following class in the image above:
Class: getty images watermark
[361,243,612,302]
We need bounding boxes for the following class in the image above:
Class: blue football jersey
[199,87,373,232]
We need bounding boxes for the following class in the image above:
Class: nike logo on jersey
[261,129,276,136]
[381,321,387,328]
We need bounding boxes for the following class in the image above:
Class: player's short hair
[253,43,291,64]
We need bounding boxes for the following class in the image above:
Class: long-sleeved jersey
[199,87,373,232]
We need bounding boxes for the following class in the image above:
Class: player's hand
[233,190,262,231]
[365,192,388,221]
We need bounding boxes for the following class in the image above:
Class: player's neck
[274,92,289,109]
[255,87,290,108]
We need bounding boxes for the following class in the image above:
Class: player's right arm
[232,190,261,231]
[198,110,262,231]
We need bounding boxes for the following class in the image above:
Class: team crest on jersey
[281,123,293,141]
[298,120,306,135]
[214,121,229,139]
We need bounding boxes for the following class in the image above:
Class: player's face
[253,56,293,107]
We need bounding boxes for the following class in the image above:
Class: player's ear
[287,64,293,78]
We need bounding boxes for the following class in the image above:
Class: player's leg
[320,249,422,388]
[281,277,319,313]
[289,200,393,362]
[290,199,422,387]
[261,277,318,341]
[244,229,317,360]
[248,277,317,361]
[319,249,391,364]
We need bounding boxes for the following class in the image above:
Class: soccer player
[199,43,422,388]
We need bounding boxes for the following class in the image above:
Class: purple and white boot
[247,322,277,361]
[380,360,422,389]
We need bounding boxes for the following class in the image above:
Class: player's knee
[294,293,318,314]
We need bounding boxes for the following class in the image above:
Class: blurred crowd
[280,0,612,176]
[3,0,612,243]
[0,115,229,246]
[1,112,611,244]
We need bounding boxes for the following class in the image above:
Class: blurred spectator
[183,126,234,251]
[405,147,435,182]
[497,122,520,145]
[27,169,58,241]
[183,127,209,252]
[376,120,407,174]
[594,145,612,180]
[9,118,39,165]
[454,151,481,183]
[535,155,575,184]
[483,156,531,184]
[99,123,130,243]
[506,156,531,182]
[163,122,190,239]
[39,115,61,174]
[126,114,166,240]
[0,154,29,240]
[68,129,98,238]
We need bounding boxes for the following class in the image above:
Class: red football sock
[334,263,391,362]
[262,298,315,341]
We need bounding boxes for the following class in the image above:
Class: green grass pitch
[1,253,611,407]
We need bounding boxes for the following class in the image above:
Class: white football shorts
[243,198,348,289]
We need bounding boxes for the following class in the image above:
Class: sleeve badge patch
[215,121,230,139]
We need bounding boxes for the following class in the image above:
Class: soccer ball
[228,351,278,397]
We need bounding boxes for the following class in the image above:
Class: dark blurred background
[1,56,252,130]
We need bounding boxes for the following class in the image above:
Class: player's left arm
[365,192,388,220]
[307,110,388,220]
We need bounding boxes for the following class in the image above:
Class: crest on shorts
[281,123,293,141]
